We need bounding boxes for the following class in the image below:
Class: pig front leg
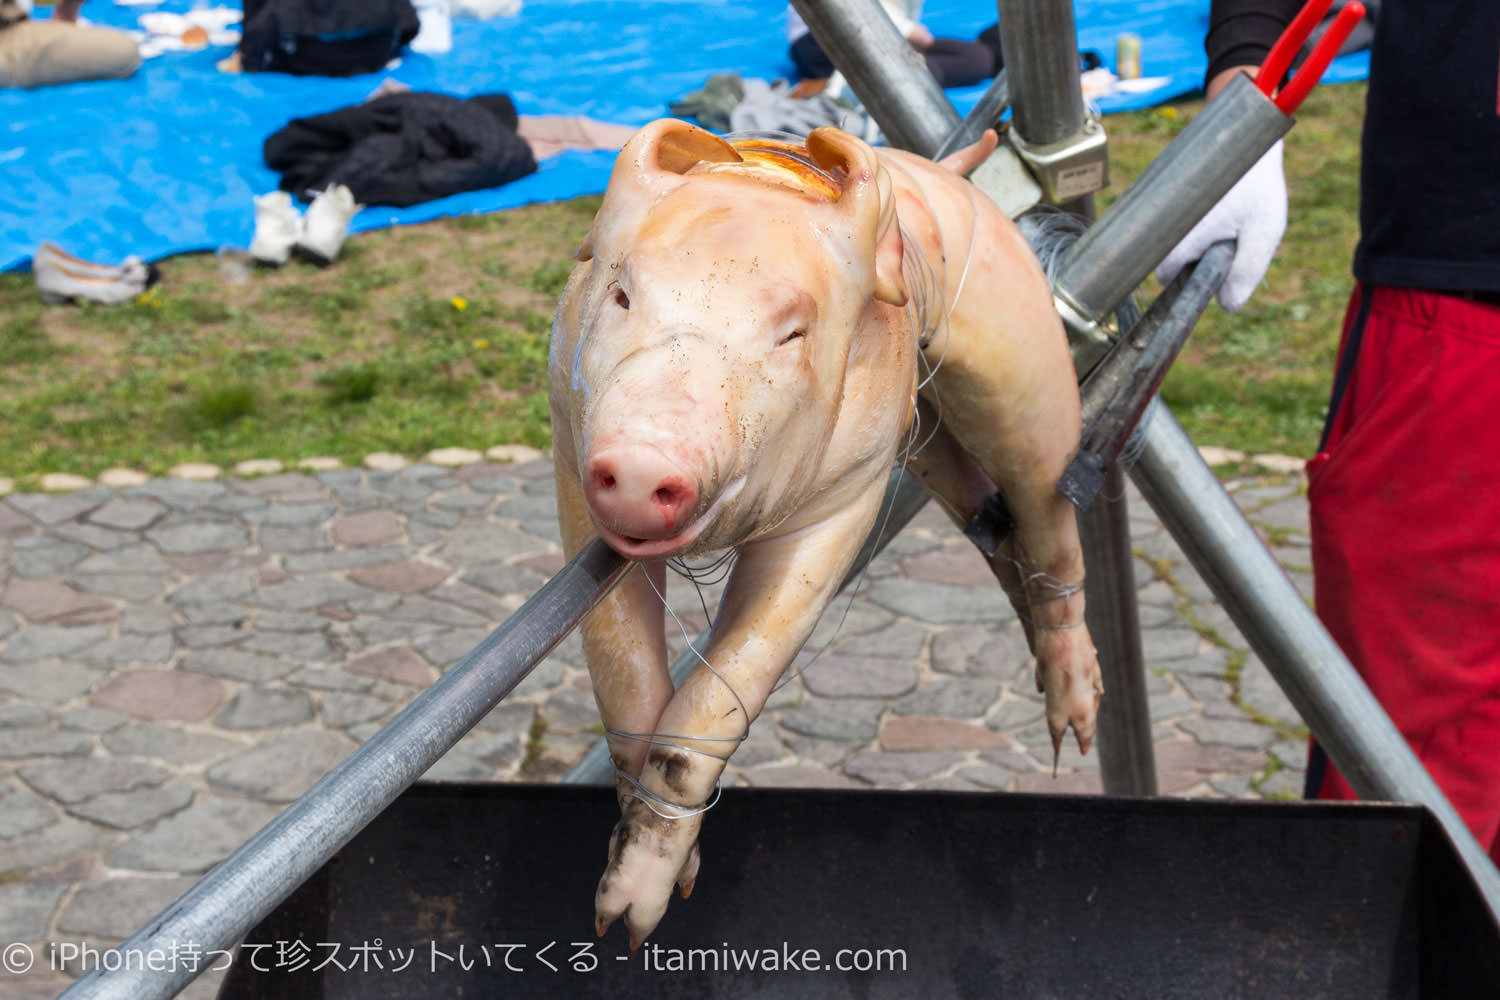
[594,481,891,948]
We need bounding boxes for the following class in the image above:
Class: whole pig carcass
[549,119,1102,947]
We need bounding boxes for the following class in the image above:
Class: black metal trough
[218,783,1500,999]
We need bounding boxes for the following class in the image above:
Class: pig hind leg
[905,400,1100,761]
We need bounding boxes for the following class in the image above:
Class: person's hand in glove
[1157,138,1286,313]
[1157,64,1289,313]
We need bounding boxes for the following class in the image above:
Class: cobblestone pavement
[0,455,1311,998]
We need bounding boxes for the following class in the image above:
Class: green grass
[0,83,1367,484]
[0,196,600,482]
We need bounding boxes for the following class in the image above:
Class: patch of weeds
[179,379,259,432]
[320,364,382,405]
[521,715,550,771]
[1141,104,1190,138]
[450,212,511,233]
[394,295,483,338]
[0,314,54,365]
[525,260,574,299]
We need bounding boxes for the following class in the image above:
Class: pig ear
[579,120,742,263]
[655,120,743,173]
[805,127,908,307]
[624,118,741,176]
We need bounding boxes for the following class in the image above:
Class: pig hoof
[1039,634,1102,767]
[594,798,704,948]
[677,841,701,899]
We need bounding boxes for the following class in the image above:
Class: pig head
[549,119,1102,948]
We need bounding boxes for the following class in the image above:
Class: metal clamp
[1005,111,1110,205]
[1054,285,1117,378]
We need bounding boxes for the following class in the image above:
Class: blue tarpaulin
[0,0,1368,272]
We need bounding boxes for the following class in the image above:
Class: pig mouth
[594,475,746,560]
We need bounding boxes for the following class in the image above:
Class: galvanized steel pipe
[995,0,1088,145]
[790,0,960,154]
[58,540,632,1000]
[1054,72,1290,327]
[1133,401,1500,921]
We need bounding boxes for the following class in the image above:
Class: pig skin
[548,120,1102,948]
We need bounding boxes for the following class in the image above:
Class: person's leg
[788,32,836,80]
[922,37,996,88]
[1,19,139,88]
[1305,285,1500,851]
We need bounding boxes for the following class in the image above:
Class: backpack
[239,0,420,77]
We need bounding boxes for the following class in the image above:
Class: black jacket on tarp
[263,92,539,208]
[239,0,420,77]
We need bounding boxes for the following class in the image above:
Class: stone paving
[0,454,1311,998]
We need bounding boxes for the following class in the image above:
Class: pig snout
[585,444,699,548]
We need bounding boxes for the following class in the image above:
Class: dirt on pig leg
[1006,495,1100,765]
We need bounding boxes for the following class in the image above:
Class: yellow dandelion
[473,339,490,350]
[451,296,468,311]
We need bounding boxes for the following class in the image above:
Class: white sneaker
[33,244,156,305]
[295,185,362,265]
[249,190,302,266]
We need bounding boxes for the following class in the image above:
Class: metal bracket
[1005,111,1110,205]
[967,143,1045,220]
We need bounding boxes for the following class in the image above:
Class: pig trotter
[595,794,707,949]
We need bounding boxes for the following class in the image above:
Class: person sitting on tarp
[263,90,538,208]
[221,0,419,77]
[0,0,140,88]
[786,1,995,96]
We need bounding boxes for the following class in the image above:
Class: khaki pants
[0,18,140,88]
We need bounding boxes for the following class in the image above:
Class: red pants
[1305,285,1500,863]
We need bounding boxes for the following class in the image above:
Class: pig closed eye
[776,329,806,348]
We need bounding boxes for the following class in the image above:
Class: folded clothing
[263,91,538,208]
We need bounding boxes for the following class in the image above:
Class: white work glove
[1156,139,1286,313]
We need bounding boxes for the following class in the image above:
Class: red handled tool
[1256,0,1367,114]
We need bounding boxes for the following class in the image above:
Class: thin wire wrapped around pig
[549,120,1102,948]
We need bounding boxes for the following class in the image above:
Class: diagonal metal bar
[59,539,632,1000]
[1133,402,1500,923]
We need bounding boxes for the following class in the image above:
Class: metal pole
[1074,242,1234,794]
[993,0,1156,795]
[1054,73,1290,338]
[936,70,1009,161]
[1064,240,1238,507]
[59,541,632,1000]
[1133,400,1500,922]
[1079,464,1155,795]
[995,0,1087,145]
[789,0,959,153]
